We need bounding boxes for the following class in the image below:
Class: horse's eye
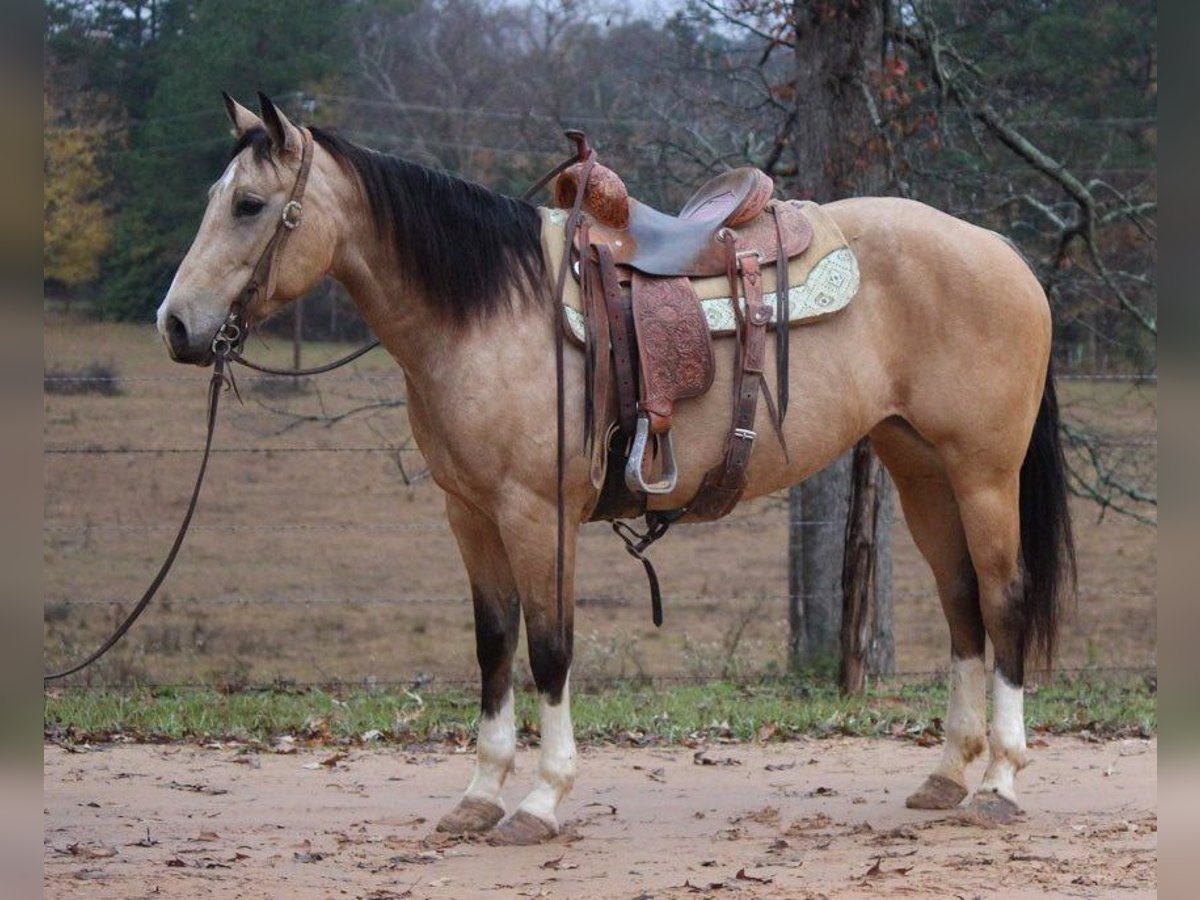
[234,196,265,218]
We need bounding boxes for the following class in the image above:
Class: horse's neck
[331,239,453,374]
[332,237,550,397]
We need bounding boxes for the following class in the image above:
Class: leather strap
[772,206,790,423]
[552,142,596,645]
[685,248,770,521]
[597,245,638,437]
[232,128,316,326]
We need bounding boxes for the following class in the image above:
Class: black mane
[231,127,546,323]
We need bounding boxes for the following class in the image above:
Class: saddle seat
[555,162,801,277]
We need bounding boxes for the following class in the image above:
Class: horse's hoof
[906,774,969,810]
[435,797,505,834]
[960,790,1024,827]
[489,810,558,845]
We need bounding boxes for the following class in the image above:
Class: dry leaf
[693,751,741,767]
[167,781,227,795]
[864,857,911,879]
[66,843,117,859]
[736,867,772,884]
[581,802,617,816]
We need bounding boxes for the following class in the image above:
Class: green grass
[44,674,1155,748]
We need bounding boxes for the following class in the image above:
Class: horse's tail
[1018,357,1076,669]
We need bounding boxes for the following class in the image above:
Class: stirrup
[624,414,678,495]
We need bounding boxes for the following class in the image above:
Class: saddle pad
[543,200,860,344]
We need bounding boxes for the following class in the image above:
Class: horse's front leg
[491,511,579,845]
[435,496,521,835]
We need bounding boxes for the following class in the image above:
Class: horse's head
[157,93,337,364]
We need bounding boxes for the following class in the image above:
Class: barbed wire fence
[43,367,1157,691]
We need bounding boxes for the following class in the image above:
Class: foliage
[43,94,113,288]
[46,0,351,319]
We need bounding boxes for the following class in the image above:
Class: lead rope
[44,353,231,682]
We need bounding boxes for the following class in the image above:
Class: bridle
[211,126,317,362]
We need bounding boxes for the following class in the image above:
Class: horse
[156,94,1074,844]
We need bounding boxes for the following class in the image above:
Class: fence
[42,349,1157,691]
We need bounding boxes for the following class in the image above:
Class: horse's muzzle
[163,313,215,366]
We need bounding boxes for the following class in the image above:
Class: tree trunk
[840,439,888,693]
[786,0,894,676]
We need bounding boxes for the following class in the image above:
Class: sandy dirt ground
[44,736,1156,899]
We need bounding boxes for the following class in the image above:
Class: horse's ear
[257,92,301,157]
[222,91,262,138]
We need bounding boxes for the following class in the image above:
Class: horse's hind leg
[435,497,521,835]
[871,422,987,809]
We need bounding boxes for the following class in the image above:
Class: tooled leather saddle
[545,132,820,624]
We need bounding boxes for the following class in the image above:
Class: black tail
[1018,358,1076,669]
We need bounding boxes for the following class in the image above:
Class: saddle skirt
[543,200,860,345]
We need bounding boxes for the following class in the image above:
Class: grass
[44,673,1155,749]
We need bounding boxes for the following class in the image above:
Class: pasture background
[43,314,1157,689]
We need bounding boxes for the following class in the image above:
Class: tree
[44,94,114,291]
[782,0,895,678]
[45,0,351,320]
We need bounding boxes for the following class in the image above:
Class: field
[43,315,1157,687]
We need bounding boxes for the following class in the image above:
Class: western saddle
[547,132,815,623]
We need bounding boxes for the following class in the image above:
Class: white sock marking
[517,676,577,825]
[934,655,987,783]
[464,688,515,807]
[980,672,1027,801]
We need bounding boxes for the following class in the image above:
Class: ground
[44,736,1156,899]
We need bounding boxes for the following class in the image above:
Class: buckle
[281,200,303,229]
[733,427,756,443]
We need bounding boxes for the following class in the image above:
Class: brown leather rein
[44,132,587,683]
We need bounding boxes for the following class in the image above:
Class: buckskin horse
[156,94,1073,843]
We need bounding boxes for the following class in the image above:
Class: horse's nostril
[165,314,189,355]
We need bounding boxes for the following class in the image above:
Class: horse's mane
[231,127,546,324]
